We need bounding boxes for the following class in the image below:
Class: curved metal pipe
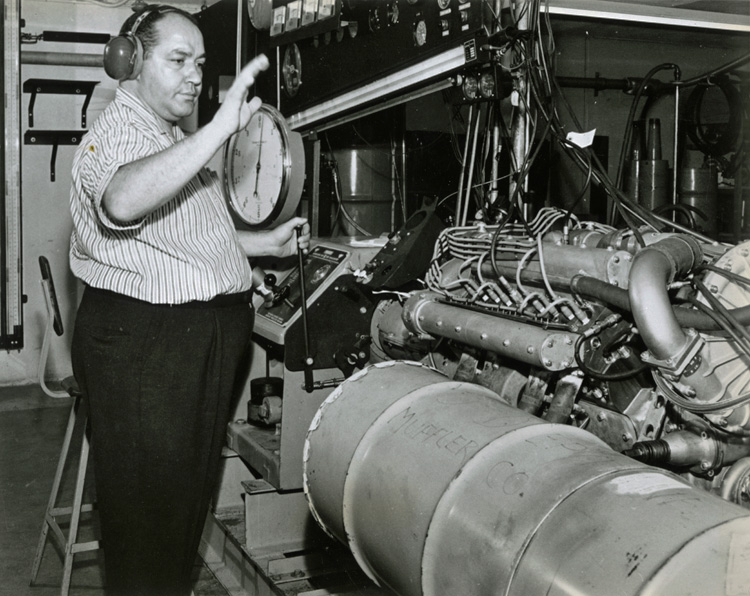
[628,235,702,362]
[304,362,750,596]
[626,236,729,402]
[21,51,103,68]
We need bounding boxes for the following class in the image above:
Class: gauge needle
[253,118,265,199]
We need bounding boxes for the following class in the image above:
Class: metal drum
[638,118,671,212]
[679,164,718,237]
[331,146,393,237]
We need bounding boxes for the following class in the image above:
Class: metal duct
[304,361,750,596]
[628,235,702,362]
[21,51,103,67]
[627,235,725,401]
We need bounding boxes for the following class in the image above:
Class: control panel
[253,239,381,347]
[254,244,349,341]
[269,0,495,120]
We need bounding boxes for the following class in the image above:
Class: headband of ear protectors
[103,6,176,81]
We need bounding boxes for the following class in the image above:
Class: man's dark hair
[119,4,199,57]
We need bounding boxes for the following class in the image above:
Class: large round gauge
[223,104,305,229]
[247,0,273,30]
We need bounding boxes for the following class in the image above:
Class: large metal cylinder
[304,361,750,596]
[679,164,718,236]
[638,118,671,211]
[332,146,393,236]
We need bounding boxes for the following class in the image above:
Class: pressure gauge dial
[282,43,302,97]
[247,0,273,30]
[414,19,427,46]
[224,104,305,229]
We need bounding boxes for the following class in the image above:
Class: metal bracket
[640,328,705,378]
[23,78,98,128]
[24,130,84,181]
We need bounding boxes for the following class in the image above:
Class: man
[69,6,309,595]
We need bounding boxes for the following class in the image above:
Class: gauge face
[282,43,302,97]
[479,71,495,98]
[248,0,273,30]
[462,75,478,99]
[414,19,427,46]
[224,104,304,229]
[437,0,450,9]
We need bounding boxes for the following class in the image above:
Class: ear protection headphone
[103,6,176,81]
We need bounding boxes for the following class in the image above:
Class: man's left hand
[269,217,311,258]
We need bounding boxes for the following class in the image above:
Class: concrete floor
[0,383,229,596]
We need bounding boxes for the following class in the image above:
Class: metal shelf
[23,129,85,182]
[22,78,98,128]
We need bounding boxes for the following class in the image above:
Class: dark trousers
[71,287,254,596]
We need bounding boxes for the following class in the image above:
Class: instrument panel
[252,239,382,346]
[268,0,495,121]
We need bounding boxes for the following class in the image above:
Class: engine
[365,207,750,506]
[292,207,750,595]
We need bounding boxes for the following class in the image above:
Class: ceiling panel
[547,0,750,31]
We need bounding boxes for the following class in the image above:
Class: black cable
[557,139,592,229]
[574,333,649,381]
[490,204,518,279]
[526,11,669,239]
[516,6,604,234]
[570,274,750,331]
[543,71,661,236]
[675,51,750,88]
[701,264,750,290]
[490,1,662,253]
[537,60,660,241]
[615,63,680,196]
[654,203,701,231]
[687,296,750,358]
[654,371,750,414]
[684,76,743,158]
[694,278,750,348]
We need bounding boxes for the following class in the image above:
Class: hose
[570,275,750,332]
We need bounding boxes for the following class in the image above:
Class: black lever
[297,228,314,393]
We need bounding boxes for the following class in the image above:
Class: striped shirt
[69,88,253,304]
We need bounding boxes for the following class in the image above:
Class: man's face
[135,14,205,123]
